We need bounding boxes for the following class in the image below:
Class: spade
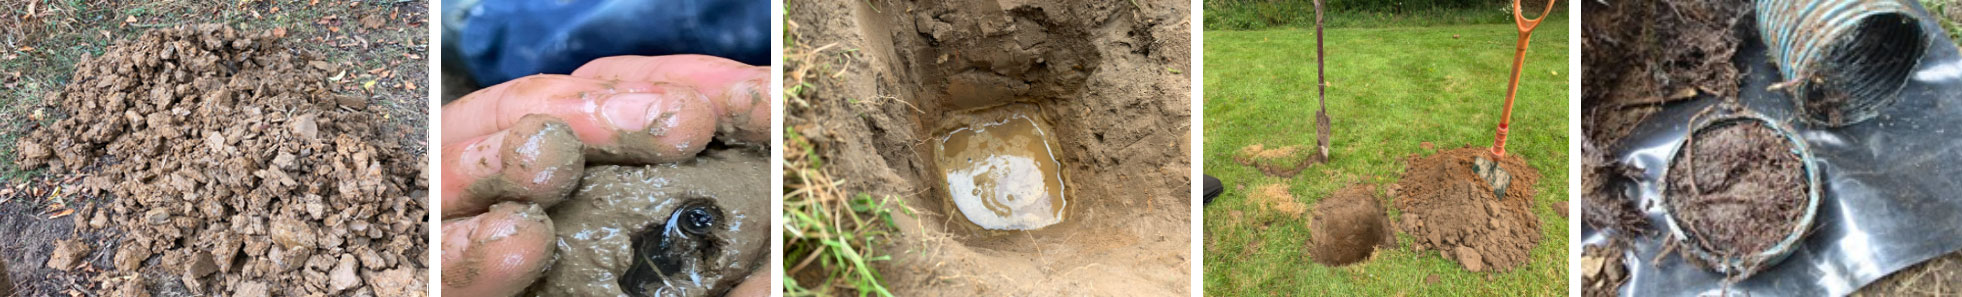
[1313,0,1331,161]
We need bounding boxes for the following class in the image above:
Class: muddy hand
[439,55,768,297]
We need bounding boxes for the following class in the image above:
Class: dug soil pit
[1664,118,1807,269]
[785,0,1192,294]
[933,107,1068,231]
[1234,144,1324,177]
[532,148,769,297]
[1394,147,1542,272]
[1307,184,1395,266]
[12,24,427,296]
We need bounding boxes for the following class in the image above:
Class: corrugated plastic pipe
[1758,0,1929,127]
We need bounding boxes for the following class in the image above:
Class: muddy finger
[441,114,585,218]
[572,55,770,144]
[441,202,558,297]
[443,75,722,164]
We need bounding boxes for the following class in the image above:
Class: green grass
[1202,22,1569,296]
[1924,0,1962,44]
[1204,2,1569,30]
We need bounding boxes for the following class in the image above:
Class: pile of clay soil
[784,0,1191,294]
[1665,119,1806,264]
[1307,184,1394,266]
[1393,147,1542,272]
[13,24,426,296]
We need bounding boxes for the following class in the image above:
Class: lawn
[1201,19,1570,296]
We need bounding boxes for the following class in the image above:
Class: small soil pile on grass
[13,24,426,296]
[1235,144,1324,177]
[1665,119,1806,262]
[1308,184,1394,266]
[1394,147,1541,272]
[1252,183,1307,217]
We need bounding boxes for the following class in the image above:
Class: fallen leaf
[125,16,136,24]
[309,0,318,6]
[405,81,417,91]
[18,46,33,52]
[272,27,287,38]
[48,208,74,219]
[1551,70,1559,76]
[329,26,340,33]
[362,80,377,91]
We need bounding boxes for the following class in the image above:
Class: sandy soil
[785,0,1192,295]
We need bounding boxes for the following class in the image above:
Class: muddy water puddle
[534,149,768,297]
[933,107,1068,231]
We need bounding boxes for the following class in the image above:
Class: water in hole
[934,112,1067,230]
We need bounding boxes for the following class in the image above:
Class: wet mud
[785,0,1193,294]
[933,107,1069,231]
[531,148,769,297]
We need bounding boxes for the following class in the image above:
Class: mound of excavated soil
[1666,120,1805,260]
[1308,184,1394,266]
[13,24,426,296]
[1394,147,1541,272]
[784,0,1191,295]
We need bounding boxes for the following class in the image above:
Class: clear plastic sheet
[1583,2,1962,295]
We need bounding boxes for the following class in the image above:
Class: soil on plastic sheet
[1666,120,1805,260]
[10,25,427,296]
[1580,0,1747,246]
[1394,147,1542,273]
[1854,251,1962,296]
[784,0,1192,294]
[1582,140,1649,235]
[1580,0,1747,143]
[1582,243,1630,297]
[1307,184,1394,266]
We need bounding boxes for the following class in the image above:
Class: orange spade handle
[1492,0,1556,157]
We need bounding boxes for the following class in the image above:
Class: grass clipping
[12,24,426,296]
